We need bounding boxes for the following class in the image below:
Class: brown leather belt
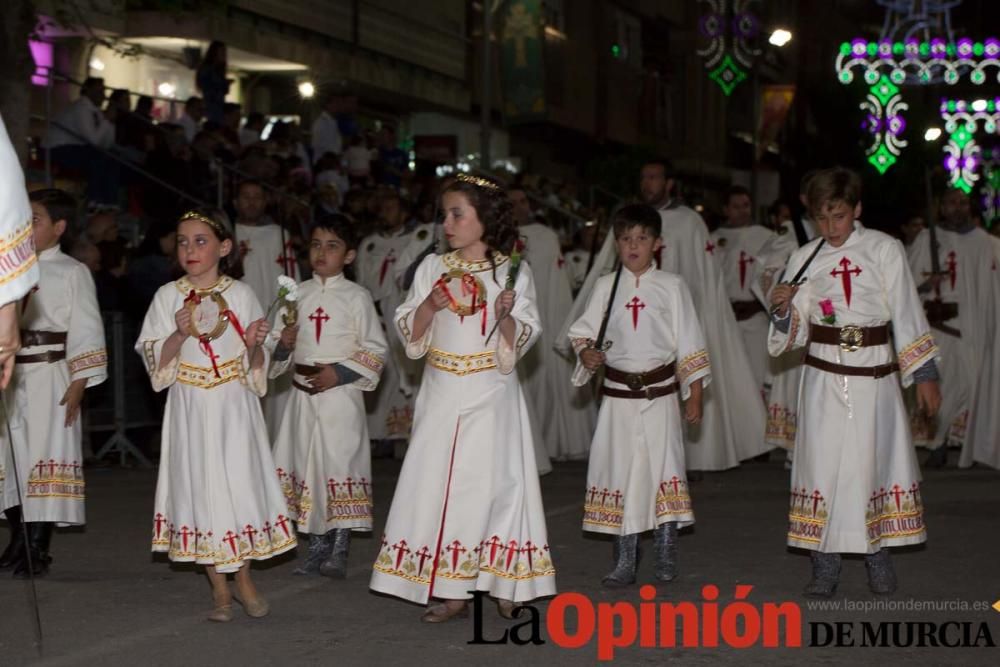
[604,362,675,391]
[16,350,67,364]
[731,299,765,321]
[602,383,678,400]
[925,301,961,338]
[295,363,322,376]
[20,330,68,347]
[805,355,898,379]
[293,380,322,395]
[809,323,890,351]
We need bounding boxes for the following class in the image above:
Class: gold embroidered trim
[350,348,384,374]
[677,350,709,384]
[442,251,509,273]
[68,348,108,374]
[177,358,244,388]
[0,223,36,286]
[898,333,937,376]
[515,323,532,351]
[174,274,234,295]
[427,348,497,375]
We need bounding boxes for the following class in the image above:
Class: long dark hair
[177,208,244,279]
[442,174,516,284]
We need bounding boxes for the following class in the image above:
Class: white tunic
[569,268,710,535]
[270,273,387,535]
[769,224,937,554]
[907,227,998,461]
[370,252,556,604]
[710,224,778,394]
[0,115,39,305]
[750,221,813,449]
[519,223,596,462]
[949,232,1000,469]
[357,228,417,441]
[136,276,296,573]
[0,247,106,524]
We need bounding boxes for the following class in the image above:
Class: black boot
[292,531,335,575]
[652,522,678,582]
[865,548,897,595]
[13,522,52,579]
[0,506,26,570]
[319,528,351,578]
[803,551,841,598]
[602,534,639,587]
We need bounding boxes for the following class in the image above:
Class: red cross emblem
[309,307,330,343]
[625,296,645,330]
[830,257,862,307]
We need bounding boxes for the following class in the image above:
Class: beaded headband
[179,210,229,239]
[455,172,501,191]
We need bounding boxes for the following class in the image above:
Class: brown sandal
[233,593,270,618]
[420,601,469,623]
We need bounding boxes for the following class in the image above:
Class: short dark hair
[236,179,265,198]
[806,167,862,215]
[642,158,675,180]
[185,95,203,108]
[29,188,77,230]
[612,203,661,239]
[725,185,752,205]
[312,213,359,251]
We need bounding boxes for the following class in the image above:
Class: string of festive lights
[861,76,908,174]
[939,97,1000,193]
[980,148,999,228]
[697,0,761,96]
[836,38,1000,86]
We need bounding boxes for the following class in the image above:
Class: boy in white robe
[769,168,941,597]
[271,215,388,577]
[569,204,709,586]
[0,189,106,578]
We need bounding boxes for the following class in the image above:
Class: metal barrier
[84,310,159,467]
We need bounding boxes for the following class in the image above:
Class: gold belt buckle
[626,373,645,391]
[839,325,864,352]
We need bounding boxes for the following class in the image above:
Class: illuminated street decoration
[836,38,1000,86]
[980,148,999,228]
[861,75,909,174]
[939,98,999,193]
[697,0,761,96]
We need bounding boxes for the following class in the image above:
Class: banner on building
[501,0,546,122]
[757,85,796,159]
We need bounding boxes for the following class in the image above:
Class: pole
[45,68,53,187]
[480,1,492,171]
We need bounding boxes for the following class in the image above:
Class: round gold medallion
[185,290,230,341]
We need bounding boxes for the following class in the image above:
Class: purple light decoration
[957,38,974,56]
[946,156,959,169]
[700,14,723,38]
[930,38,946,55]
[733,13,758,39]
[986,38,1000,55]
[852,38,867,56]
[29,40,52,86]
[888,115,906,135]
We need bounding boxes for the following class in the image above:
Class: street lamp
[769,29,792,47]
[924,127,942,141]
[298,81,316,99]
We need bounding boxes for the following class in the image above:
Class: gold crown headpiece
[179,210,228,238]
[456,173,501,191]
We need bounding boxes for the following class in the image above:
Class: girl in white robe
[136,209,295,622]
[270,216,388,577]
[768,169,940,598]
[370,174,556,623]
[569,204,709,587]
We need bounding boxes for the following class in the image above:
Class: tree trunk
[0,0,40,167]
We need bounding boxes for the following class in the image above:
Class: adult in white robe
[370,252,556,607]
[908,216,998,467]
[270,272,387,574]
[136,276,296,573]
[516,209,596,462]
[769,223,938,593]
[710,209,777,396]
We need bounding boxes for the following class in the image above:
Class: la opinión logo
[469,584,802,660]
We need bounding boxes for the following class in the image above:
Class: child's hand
[307,364,340,392]
[685,379,704,425]
[580,347,606,371]
[495,289,515,319]
[60,379,87,427]
[916,380,941,418]
[280,325,299,349]
[246,318,271,346]
[174,307,192,338]
[769,283,798,317]
[424,283,450,312]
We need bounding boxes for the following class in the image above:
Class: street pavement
[1,456,998,666]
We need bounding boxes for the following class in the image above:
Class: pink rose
[819,299,835,317]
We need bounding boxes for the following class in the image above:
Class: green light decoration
[836,38,1000,86]
[940,98,1000,194]
[861,76,908,175]
[708,54,748,97]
